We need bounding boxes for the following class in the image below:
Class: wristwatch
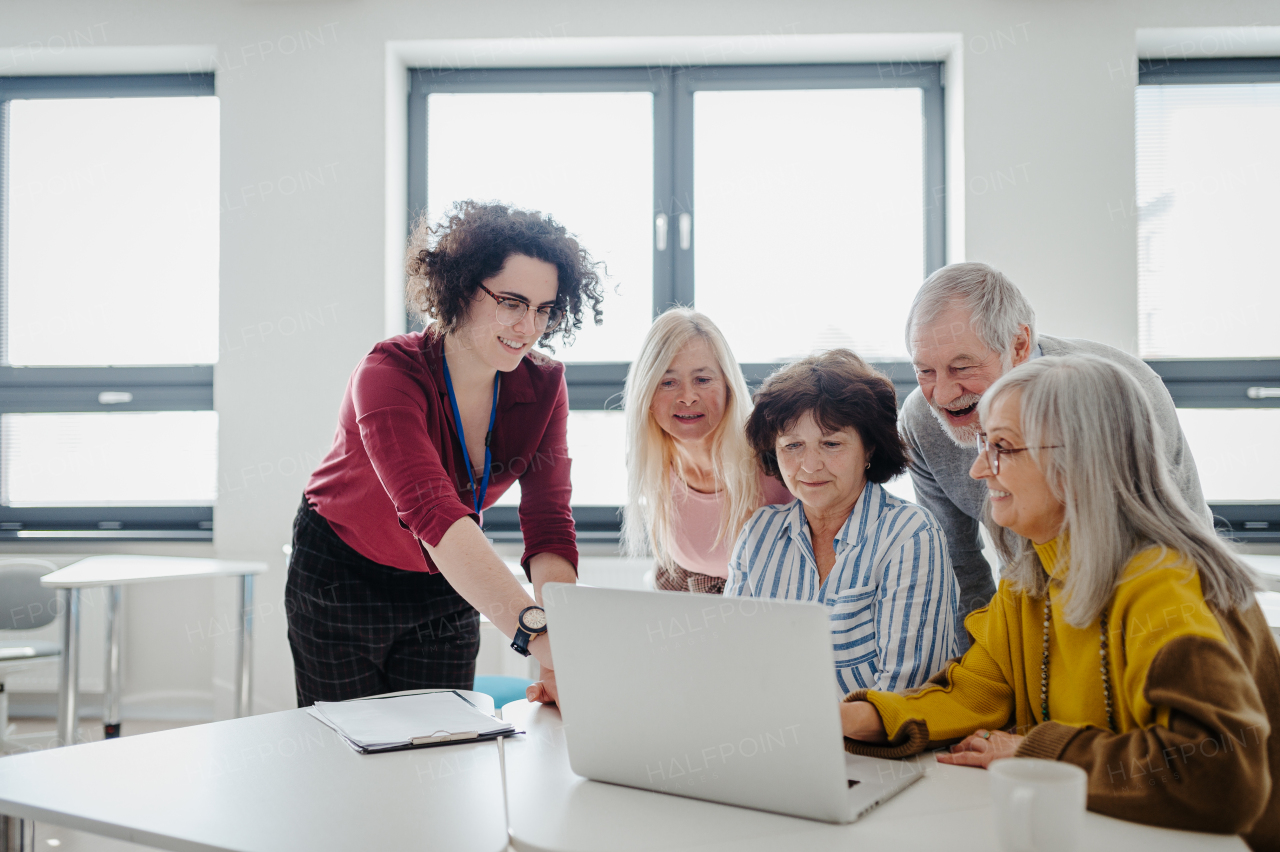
[510,605,548,657]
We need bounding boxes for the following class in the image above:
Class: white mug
[989,758,1087,852]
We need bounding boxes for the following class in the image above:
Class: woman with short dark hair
[728,349,960,693]
[286,200,603,708]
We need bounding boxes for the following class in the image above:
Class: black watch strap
[511,628,534,657]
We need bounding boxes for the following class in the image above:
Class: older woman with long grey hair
[840,354,1279,848]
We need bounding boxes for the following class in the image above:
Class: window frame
[0,73,217,541]
[407,63,946,541]
[1137,58,1280,543]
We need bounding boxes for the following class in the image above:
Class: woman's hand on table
[839,701,887,742]
[936,729,1024,768]
[526,665,559,705]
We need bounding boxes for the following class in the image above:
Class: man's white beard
[928,393,983,448]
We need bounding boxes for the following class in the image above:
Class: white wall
[2,0,1278,720]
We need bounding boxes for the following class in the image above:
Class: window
[1137,58,1280,541]
[0,74,218,540]
[409,64,944,539]
[421,88,654,364]
[691,86,928,362]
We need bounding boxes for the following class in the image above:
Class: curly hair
[405,200,604,348]
[746,349,909,485]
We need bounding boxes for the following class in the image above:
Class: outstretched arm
[422,518,553,671]
[841,585,1019,759]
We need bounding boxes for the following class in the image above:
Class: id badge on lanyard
[442,355,500,517]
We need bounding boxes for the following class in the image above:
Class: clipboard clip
[410,730,479,745]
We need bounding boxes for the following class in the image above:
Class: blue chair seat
[472,675,533,708]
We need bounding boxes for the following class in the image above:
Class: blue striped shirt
[726,481,959,694]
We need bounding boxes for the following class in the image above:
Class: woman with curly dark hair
[286,200,604,707]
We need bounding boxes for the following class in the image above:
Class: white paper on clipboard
[308,690,515,753]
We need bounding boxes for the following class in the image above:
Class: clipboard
[307,690,522,754]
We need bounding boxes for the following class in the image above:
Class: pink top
[667,472,794,579]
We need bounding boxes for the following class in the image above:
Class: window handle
[678,212,692,250]
[1247,387,1280,399]
[654,213,668,252]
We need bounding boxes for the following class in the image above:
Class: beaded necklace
[1039,593,1116,731]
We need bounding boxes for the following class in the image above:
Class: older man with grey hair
[901,261,1210,646]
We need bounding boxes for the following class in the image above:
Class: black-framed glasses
[477,283,564,333]
[975,432,1063,475]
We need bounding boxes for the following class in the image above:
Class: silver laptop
[542,584,923,823]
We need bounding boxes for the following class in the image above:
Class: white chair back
[0,559,60,631]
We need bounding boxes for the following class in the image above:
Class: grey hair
[980,355,1257,628]
[905,262,1037,360]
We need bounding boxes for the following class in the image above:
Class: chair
[472,675,533,709]
[0,559,62,748]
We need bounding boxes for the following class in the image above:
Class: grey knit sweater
[899,335,1211,647]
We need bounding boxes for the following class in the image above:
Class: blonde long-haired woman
[622,309,791,594]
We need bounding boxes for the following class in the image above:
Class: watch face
[521,607,547,631]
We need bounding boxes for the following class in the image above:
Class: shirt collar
[786,480,884,551]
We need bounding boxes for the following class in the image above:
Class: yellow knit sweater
[867,537,1223,739]
[845,537,1280,848]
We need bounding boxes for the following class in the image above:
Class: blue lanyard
[441,355,500,516]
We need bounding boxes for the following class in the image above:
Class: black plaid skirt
[284,497,480,707]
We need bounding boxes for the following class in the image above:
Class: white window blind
[1175,408,1280,503]
[1136,83,1280,359]
[426,92,653,364]
[694,88,925,363]
[1,411,218,507]
[7,96,220,366]
[495,410,626,507]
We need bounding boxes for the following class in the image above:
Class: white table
[1258,591,1280,640]
[501,700,1246,852]
[1242,554,1280,592]
[0,691,507,852]
[40,556,268,746]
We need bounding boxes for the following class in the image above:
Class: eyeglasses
[975,432,1062,475]
[477,283,564,333]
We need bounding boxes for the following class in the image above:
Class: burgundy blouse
[304,331,577,575]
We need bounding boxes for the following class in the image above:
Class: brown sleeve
[1016,634,1272,836]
